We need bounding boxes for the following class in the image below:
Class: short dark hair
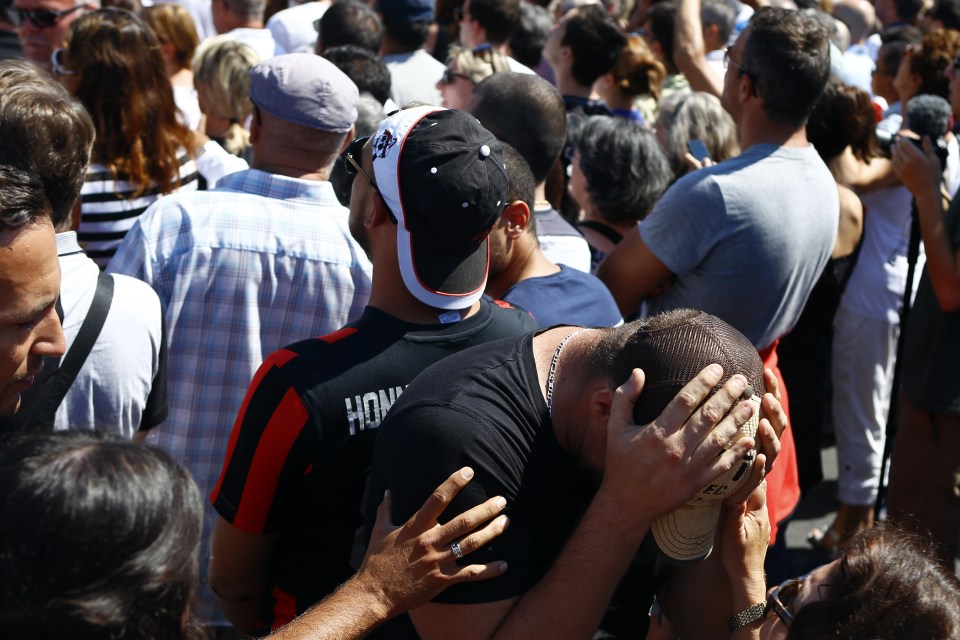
[807,77,879,162]
[322,45,392,105]
[575,116,672,226]
[893,0,925,23]
[789,524,960,638]
[562,4,627,87]
[0,60,94,229]
[468,0,521,44]
[741,7,831,126]
[701,0,735,46]
[876,25,923,76]
[0,431,204,640]
[509,0,552,68]
[469,72,566,184]
[319,0,384,53]
[502,143,536,235]
[645,2,677,67]
[377,0,431,49]
[0,165,53,232]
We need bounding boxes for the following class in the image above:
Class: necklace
[546,329,586,417]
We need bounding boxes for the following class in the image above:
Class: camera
[876,127,950,171]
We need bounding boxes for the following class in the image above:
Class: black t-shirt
[368,332,664,637]
[211,300,537,633]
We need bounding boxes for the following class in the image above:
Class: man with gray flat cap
[108,53,373,633]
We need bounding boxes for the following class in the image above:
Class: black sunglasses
[343,136,375,185]
[441,68,472,85]
[7,4,85,29]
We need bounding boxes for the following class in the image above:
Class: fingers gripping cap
[630,310,765,563]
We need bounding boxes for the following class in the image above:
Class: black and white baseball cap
[371,106,508,310]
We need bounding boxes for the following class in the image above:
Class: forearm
[673,0,722,97]
[490,492,651,639]
[914,187,960,311]
[266,573,391,640]
[211,582,269,635]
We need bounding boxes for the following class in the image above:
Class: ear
[159,42,176,63]
[594,71,614,92]
[338,124,356,154]
[738,70,755,102]
[501,200,530,240]
[588,386,615,432]
[249,109,260,143]
[370,190,395,228]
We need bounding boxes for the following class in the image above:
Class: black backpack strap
[28,272,114,429]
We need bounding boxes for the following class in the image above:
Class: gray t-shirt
[639,143,838,349]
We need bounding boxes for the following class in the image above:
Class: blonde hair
[143,4,200,72]
[192,37,260,156]
[446,45,510,85]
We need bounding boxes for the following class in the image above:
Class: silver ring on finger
[450,541,464,559]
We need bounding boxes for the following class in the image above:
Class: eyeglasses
[50,47,73,76]
[765,570,814,627]
[441,67,471,85]
[7,4,86,29]
[723,46,751,75]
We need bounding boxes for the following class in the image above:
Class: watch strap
[727,602,766,633]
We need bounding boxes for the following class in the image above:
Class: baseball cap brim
[651,395,761,563]
[398,221,490,309]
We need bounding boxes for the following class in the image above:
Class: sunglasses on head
[7,4,85,29]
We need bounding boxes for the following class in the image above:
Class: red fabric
[758,340,800,544]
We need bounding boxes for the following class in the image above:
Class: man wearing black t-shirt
[368,310,788,639]
[208,107,537,635]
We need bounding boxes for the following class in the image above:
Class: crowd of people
[0,0,958,638]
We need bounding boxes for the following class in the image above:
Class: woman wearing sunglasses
[719,484,960,639]
[56,8,200,268]
[436,44,509,110]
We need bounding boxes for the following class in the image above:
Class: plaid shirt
[108,169,372,626]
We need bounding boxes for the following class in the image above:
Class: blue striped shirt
[108,168,373,626]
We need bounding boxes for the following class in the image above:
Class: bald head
[833,0,876,44]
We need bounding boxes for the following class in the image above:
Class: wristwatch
[727,602,767,633]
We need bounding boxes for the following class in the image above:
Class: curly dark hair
[906,28,960,98]
[788,524,960,639]
[807,78,880,162]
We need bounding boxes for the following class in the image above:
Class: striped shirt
[79,151,199,268]
[107,168,372,626]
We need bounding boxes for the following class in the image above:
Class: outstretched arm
[266,468,509,640]
[892,135,960,311]
[673,0,723,97]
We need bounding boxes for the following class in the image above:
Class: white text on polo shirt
[344,385,408,435]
